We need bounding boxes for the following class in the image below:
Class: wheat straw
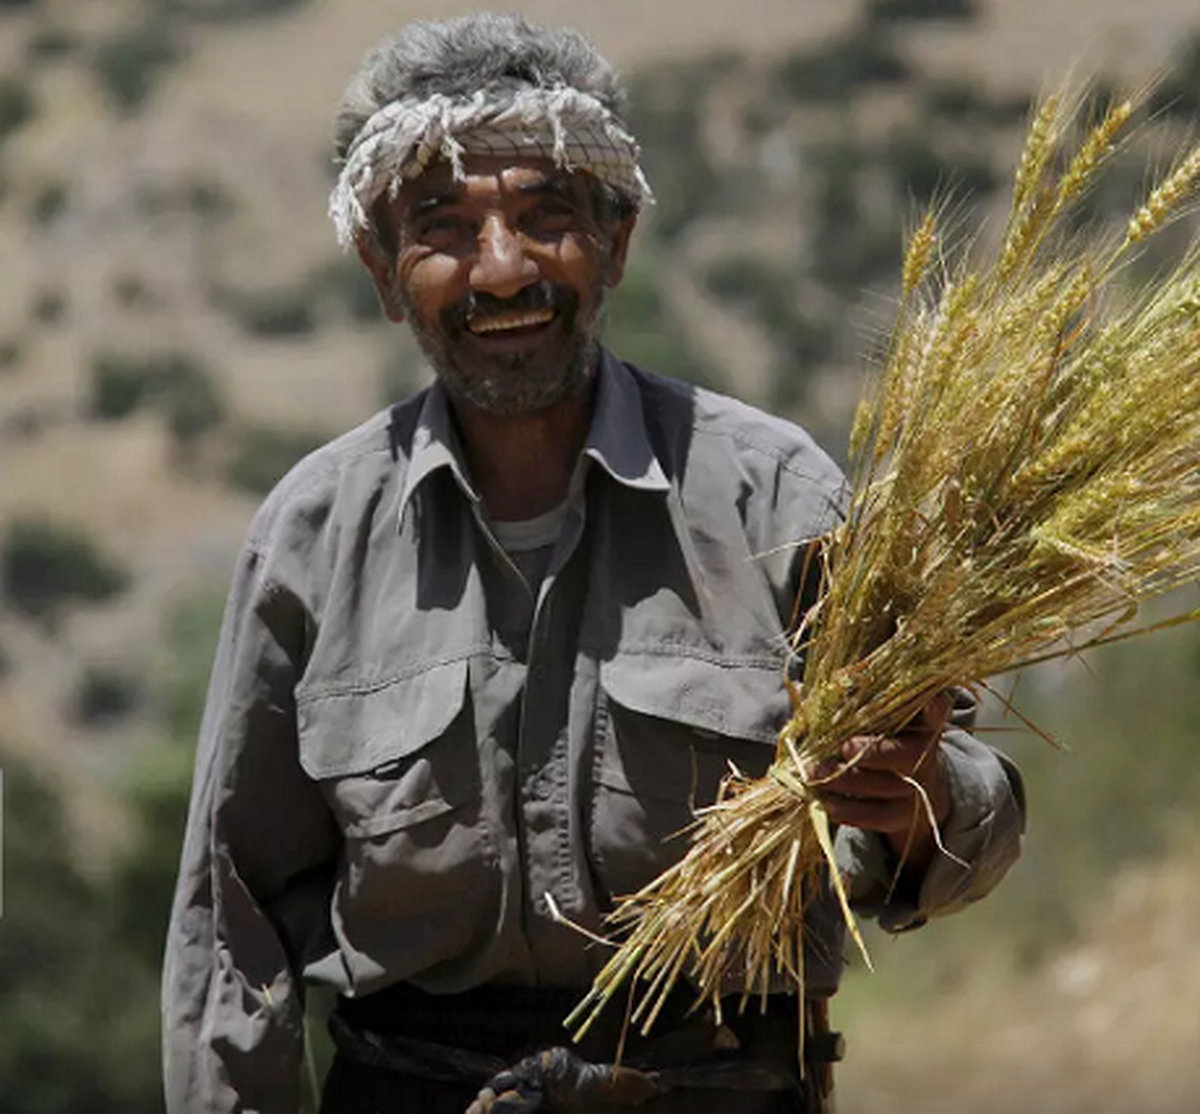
[569,81,1200,1051]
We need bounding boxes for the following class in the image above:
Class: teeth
[468,308,554,334]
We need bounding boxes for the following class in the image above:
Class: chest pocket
[297,659,479,836]
[590,653,791,904]
[296,658,501,973]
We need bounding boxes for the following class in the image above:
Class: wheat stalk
[568,82,1200,1049]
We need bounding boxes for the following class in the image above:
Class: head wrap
[329,85,653,249]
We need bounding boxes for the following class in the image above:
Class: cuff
[835,728,1026,933]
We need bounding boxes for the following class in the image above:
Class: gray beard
[412,319,601,416]
[402,282,607,416]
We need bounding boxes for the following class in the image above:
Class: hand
[811,692,952,873]
[465,1048,660,1113]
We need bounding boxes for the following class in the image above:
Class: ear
[355,234,406,323]
[603,214,638,289]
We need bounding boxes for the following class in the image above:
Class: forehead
[395,154,591,213]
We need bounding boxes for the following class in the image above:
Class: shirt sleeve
[834,698,1027,933]
[162,538,339,1114]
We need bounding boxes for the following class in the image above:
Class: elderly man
[162,13,1024,1114]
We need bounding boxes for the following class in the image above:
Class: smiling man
[162,14,1024,1114]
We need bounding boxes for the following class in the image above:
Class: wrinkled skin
[356,154,634,522]
[812,693,953,873]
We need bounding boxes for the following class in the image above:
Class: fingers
[814,732,937,781]
[466,1087,536,1114]
[814,766,930,835]
[810,697,953,840]
[817,790,927,835]
[813,759,915,798]
[466,1088,497,1114]
[918,689,953,733]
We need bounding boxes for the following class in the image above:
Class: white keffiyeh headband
[329,85,654,249]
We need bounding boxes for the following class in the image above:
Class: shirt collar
[398,383,481,524]
[582,349,671,494]
[397,348,670,527]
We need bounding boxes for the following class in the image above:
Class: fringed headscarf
[329,85,653,249]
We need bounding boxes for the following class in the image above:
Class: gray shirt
[162,351,1024,1113]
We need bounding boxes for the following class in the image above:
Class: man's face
[361,155,635,416]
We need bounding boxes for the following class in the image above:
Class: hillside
[5,0,1200,791]
[839,832,1200,1114]
[2,1,1200,1110]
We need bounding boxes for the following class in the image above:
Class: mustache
[442,282,574,331]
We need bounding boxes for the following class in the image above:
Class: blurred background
[2,0,1200,1110]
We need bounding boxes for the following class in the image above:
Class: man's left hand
[811,692,953,874]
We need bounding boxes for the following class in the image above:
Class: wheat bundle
[566,85,1200,1046]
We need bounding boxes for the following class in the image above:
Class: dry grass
[568,81,1200,1048]
[838,828,1200,1114]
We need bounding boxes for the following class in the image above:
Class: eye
[524,202,583,239]
[411,211,477,250]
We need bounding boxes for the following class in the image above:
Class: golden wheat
[568,81,1200,1052]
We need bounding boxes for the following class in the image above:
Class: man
[163,14,1024,1113]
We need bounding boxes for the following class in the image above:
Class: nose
[469,213,538,300]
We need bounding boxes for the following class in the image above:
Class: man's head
[330,14,649,416]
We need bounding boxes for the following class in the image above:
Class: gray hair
[329,15,646,253]
[334,13,631,159]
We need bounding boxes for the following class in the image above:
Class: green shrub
[606,257,717,388]
[90,352,154,419]
[919,79,1031,128]
[866,0,978,22]
[0,752,174,1113]
[810,141,867,228]
[93,19,181,113]
[88,350,226,445]
[161,590,226,742]
[316,256,384,323]
[705,257,824,347]
[626,60,722,240]
[1150,33,1200,120]
[112,273,156,310]
[160,356,226,446]
[184,177,235,219]
[2,518,130,619]
[811,219,902,294]
[225,425,328,495]
[30,179,67,225]
[0,77,35,143]
[921,78,989,122]
[30,285,66,323]
[27,25,78,60]
[882,129,996,204]
[228,288,316,337]
[803,141,904,293]
[775,30,908,103]
[704,256,772,307]
[0,338,21,373]
[379,345,419,405]
[166,0,312,22]
[702,254,831,408]
[0,758,96,987]
[72,666,143,725]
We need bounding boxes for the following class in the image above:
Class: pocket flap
[599,652,791,745]
[297,658,469,779]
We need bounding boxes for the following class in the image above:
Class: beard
[402,279,606,416]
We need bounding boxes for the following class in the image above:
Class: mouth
[466,307,556,336]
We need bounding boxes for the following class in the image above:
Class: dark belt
[329,983,838,1111]
[334,980,708,1065]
